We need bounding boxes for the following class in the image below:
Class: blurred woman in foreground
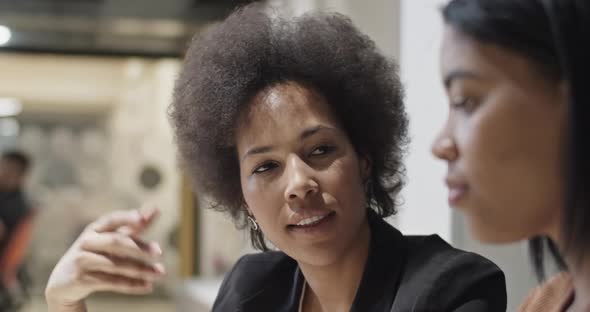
[433,0,590,310]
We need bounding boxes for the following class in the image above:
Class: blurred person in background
[0,150,32,257]
[432,0,590,311]
[0,150,35,309]
[46,3,506,312]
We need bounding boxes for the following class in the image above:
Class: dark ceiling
[0,0,257,58]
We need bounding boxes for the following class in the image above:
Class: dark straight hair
[442,0,590,280]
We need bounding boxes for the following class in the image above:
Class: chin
[286,244,347,267]
[466,217,527,245]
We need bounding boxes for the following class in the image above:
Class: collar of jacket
[240,210,408,312]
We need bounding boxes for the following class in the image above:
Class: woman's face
[236,82,370,266]
[433,27,568,243]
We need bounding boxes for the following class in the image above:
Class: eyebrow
[241,125,336,161]
[443,70,483,89]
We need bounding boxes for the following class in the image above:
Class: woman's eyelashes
[252,162,278,174]
[250,145,337,175]
[309,144,336,157]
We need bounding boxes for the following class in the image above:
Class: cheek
[322,158,366,211]
[459,127,549,241]
[241,176,283,219]
[457,94,564,238]
[240,174,293,248]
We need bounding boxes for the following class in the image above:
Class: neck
[298,218,371,312]
[565,257,590,311]
[548,227,590,311]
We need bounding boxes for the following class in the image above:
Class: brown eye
[310,145,335,157]
[252,162,278,174]
[451,96,479,114]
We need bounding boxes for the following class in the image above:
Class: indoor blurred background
[0,1,539,311]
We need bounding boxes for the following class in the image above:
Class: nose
[284,155,319,210]
[431,122,458,162]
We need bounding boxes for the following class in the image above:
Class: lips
[296,215,328,226]
[445,176,469,205]
[288,211,335,228]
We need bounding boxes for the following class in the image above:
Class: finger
[89,210,144,233]
[80,232,161,263]
[112,230,163,257]
[118,207,160,236]
[138,206,160,225]
[130,238,163,257]
[90,206,159,234]
[82,271,154,295]
[76,251,165,281]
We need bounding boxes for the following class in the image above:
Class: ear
[359,153,372,182]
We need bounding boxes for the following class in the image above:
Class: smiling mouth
[287,211,336,229]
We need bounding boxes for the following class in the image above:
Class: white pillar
[320,0,400,59]
[397,0,451,240]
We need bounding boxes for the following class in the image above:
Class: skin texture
[236,82,371,311]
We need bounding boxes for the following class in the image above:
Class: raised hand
[45,207,166,312]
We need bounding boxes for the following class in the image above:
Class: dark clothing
[0,190,30,257]
[213,212,507,312]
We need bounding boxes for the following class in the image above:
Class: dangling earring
[247,215,259,231]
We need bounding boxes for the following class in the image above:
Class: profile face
[236,81,370,266]
[433,27,568,243]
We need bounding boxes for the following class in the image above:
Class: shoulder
[212,251,297,310]
[397,235,507,311]
[404,235,503,280]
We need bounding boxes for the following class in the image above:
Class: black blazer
[212,213,507,311]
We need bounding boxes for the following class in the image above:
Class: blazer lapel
[350,213,407,312]
[240,263,304,312]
